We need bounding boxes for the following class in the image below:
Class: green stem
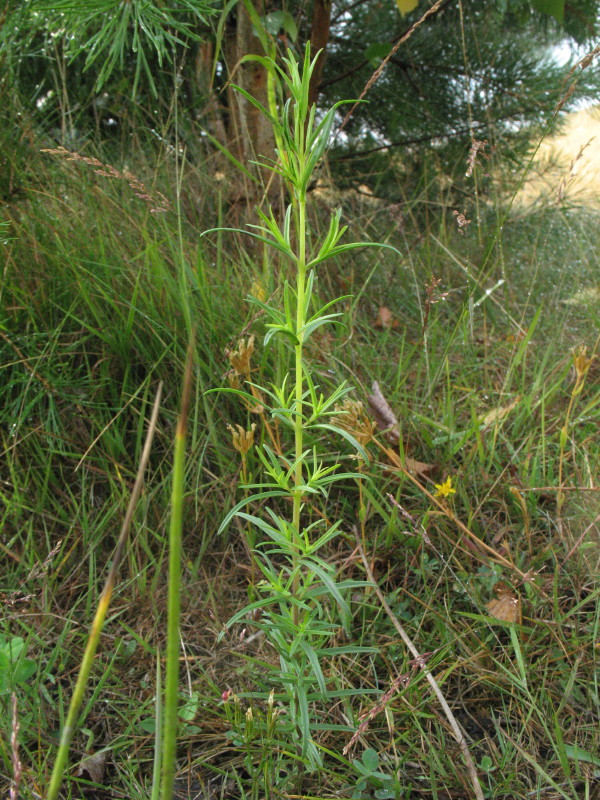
[292,198,307,629]
[161,342,194,800]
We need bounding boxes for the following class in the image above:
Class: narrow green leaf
[218,491,290,535]
[310,423,370,463]
[230,83,279,126]
[300,314,344,340]
[203,386,271,412]
[297,640,327,695]
[307,241,402,270]
[563,744,600,768]
[300,558,351,629]
[200,226,293,257]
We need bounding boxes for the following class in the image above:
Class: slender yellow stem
[47,384,163,800]
[557,388,578,515]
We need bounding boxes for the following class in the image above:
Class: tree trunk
[205,0,333,211]
[223,0,280,208]
[308,0,332,108]
[195,40,228,146]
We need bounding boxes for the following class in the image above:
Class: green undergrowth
[1,133,599,799]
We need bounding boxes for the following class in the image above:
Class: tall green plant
[203,44,397,768]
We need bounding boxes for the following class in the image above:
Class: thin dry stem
[10,694,22,800]
[353,530,485,800]
[336,0,448,137]
[343,661,422,755]
[560,510,600,567]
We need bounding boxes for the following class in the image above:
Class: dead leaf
[367,382,435,474]
[367,381,400,443]
[373,306,398,330]
[396,0,419,16]
[76,751,107,784]
[486,582,522,624]
[367,383,434,473]
[404,456,434,477]
[480,396,520,427]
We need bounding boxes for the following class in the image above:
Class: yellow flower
[434,476,456,499]
[250,279,267,303]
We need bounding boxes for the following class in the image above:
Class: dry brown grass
[515,106,600,208]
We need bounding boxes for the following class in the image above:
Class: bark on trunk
[200,0,333,211]
[195,40,228,146]
[308,0,332,108]
[223,0,280,207]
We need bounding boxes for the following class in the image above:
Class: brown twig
[9,694,22,800]
[353,529,485,800]
[336,0,448,138]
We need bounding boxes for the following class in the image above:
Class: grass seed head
[40,146,170,212]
